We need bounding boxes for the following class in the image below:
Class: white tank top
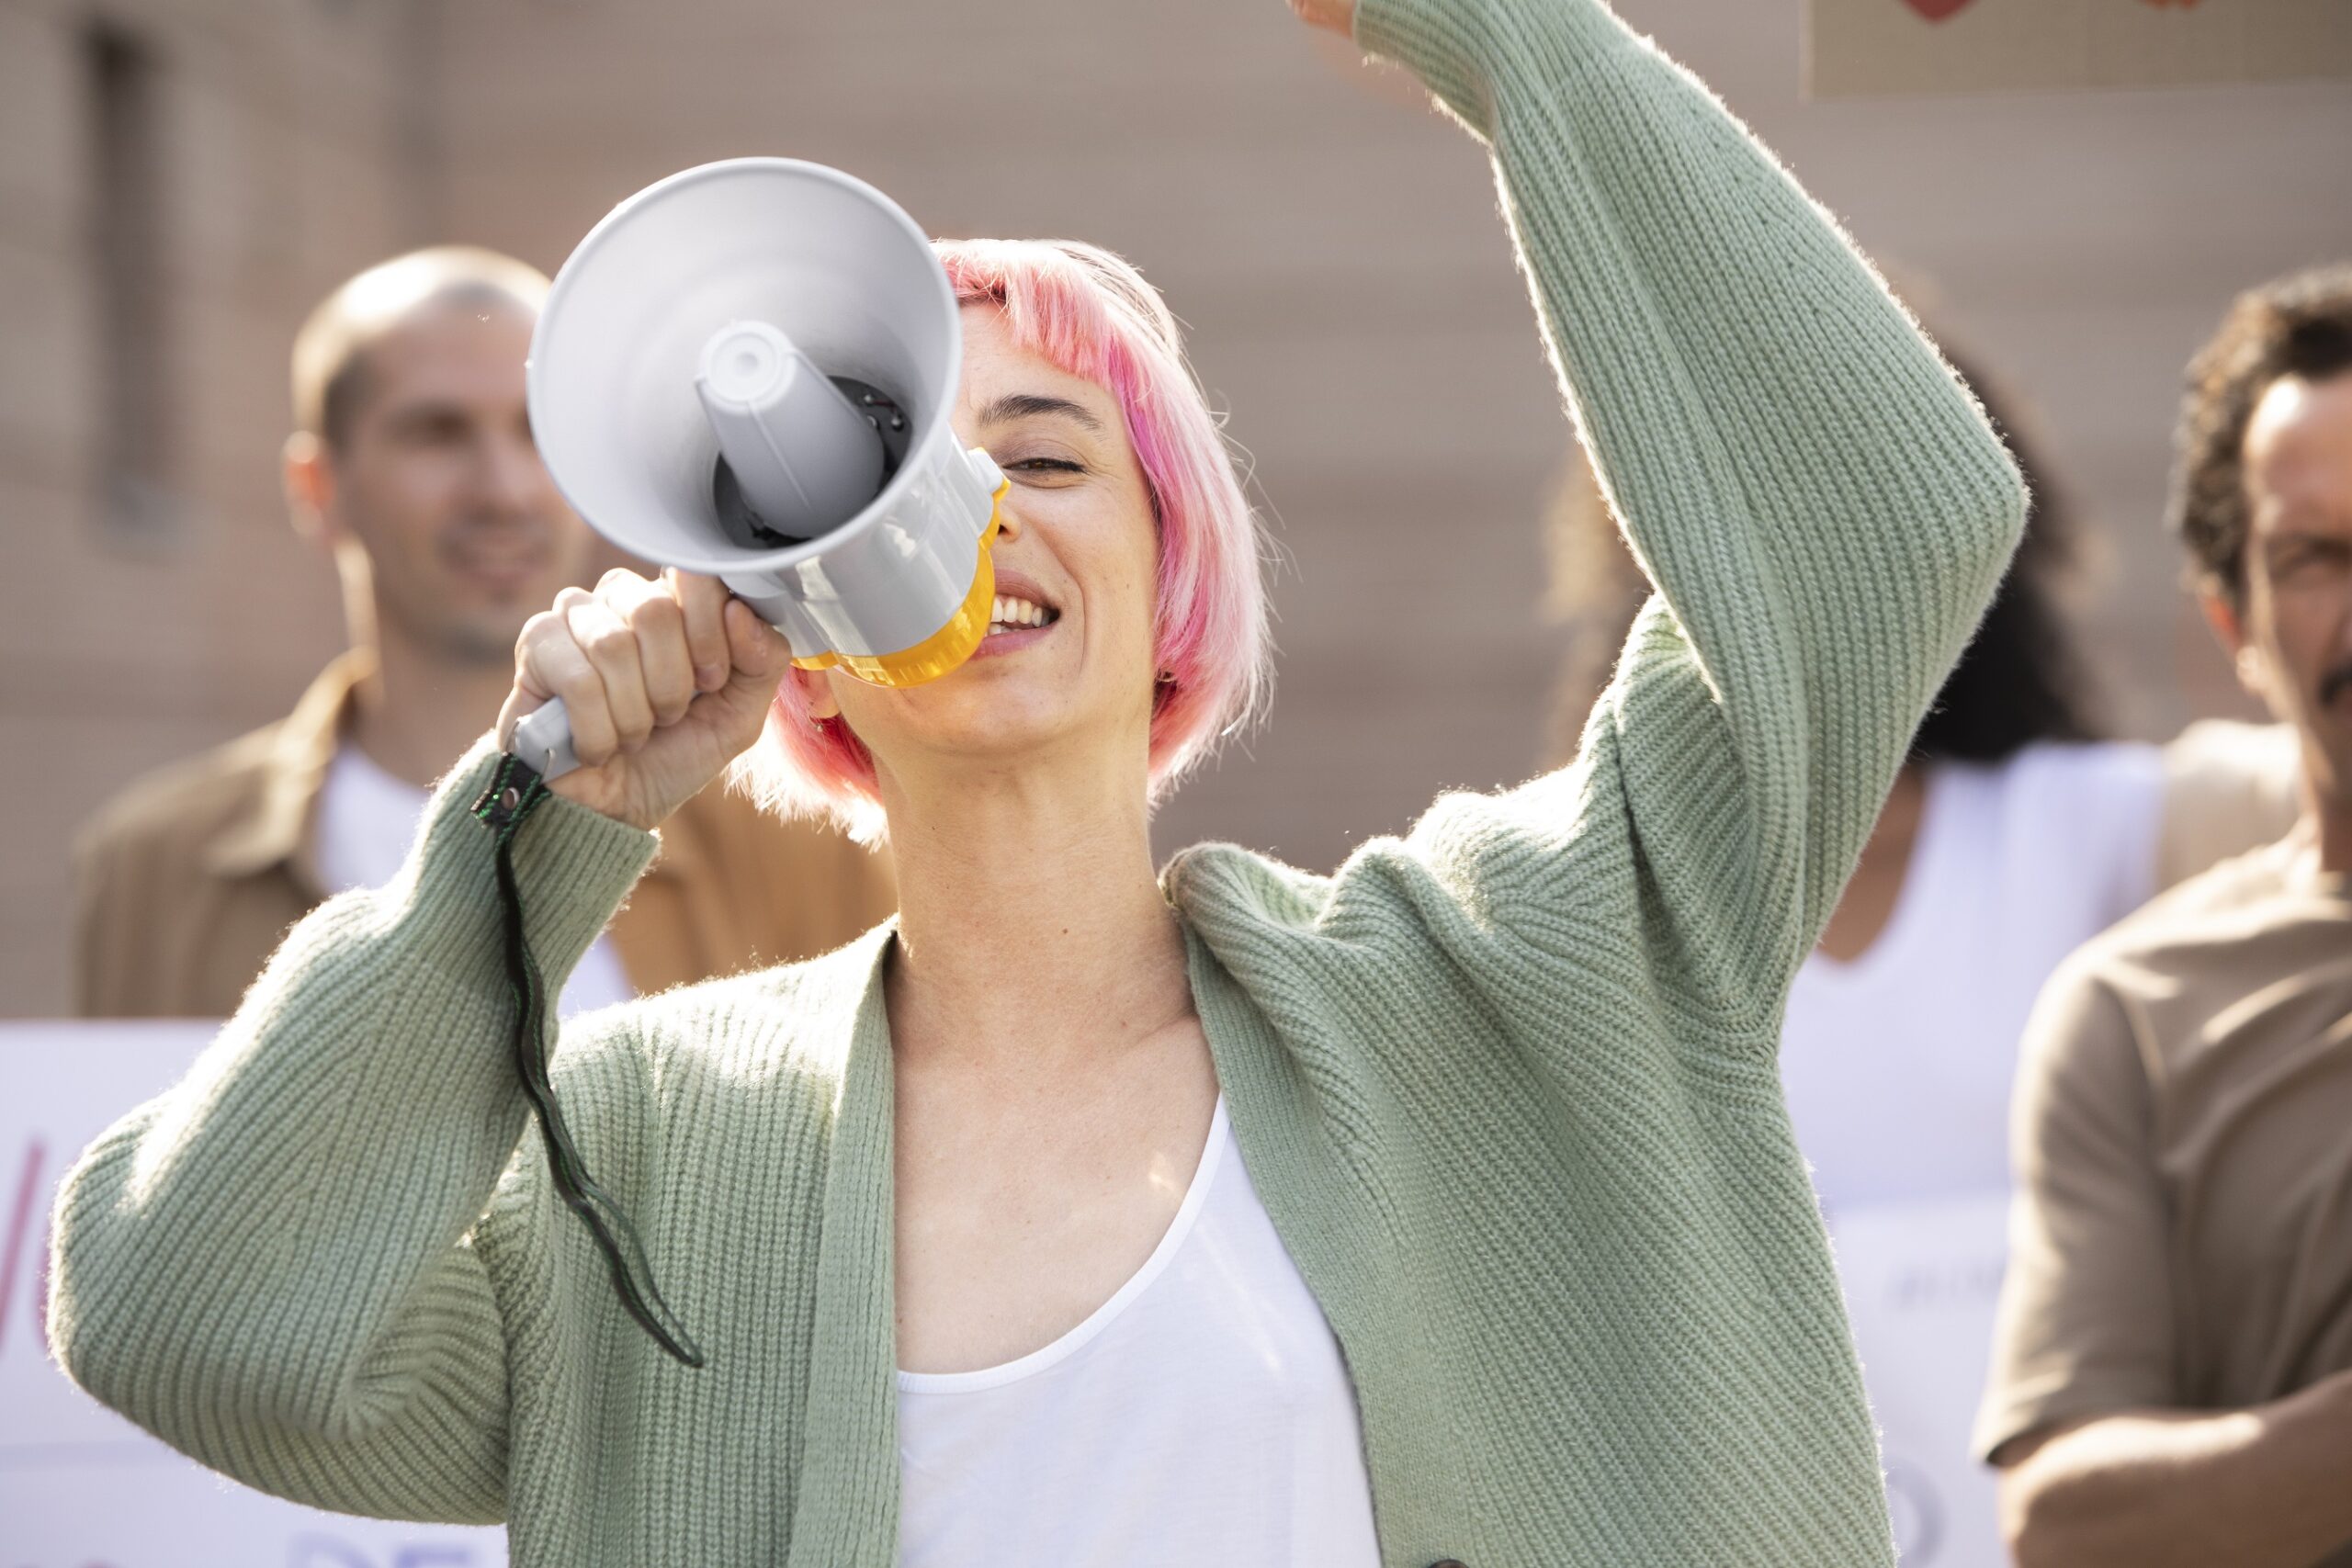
[894,1099,1383,1565]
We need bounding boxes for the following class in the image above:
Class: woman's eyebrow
[976,391,1105,434]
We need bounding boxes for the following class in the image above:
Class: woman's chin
[841,630,1150,771]
[853,672,1074,763]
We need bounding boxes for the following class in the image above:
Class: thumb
[707,598,795,723]
[726,598,793,682]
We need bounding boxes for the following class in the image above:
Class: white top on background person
[1787,729,2294,1214]
[1785,741,2166,1212]
[1782,721,2291,1205]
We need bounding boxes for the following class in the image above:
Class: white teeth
[990,595,1049,628]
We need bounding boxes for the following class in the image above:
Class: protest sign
[1808,0,2352,96]
[1,1021,508,1568]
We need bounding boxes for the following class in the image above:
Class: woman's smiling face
[806,302,1164,795]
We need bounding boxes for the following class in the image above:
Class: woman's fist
[497,567,793,832]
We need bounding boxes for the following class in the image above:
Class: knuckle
[631,592,683,633]
[584,623,636,662]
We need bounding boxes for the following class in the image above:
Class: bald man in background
[75,246,893,1019]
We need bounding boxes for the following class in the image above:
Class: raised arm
[1345,0,2026,1005]
[46,747,658,1520]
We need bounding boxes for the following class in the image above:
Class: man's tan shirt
[74,653,895,1017]
[1977,832,2352,1462]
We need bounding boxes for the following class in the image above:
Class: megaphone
[511,157,1006,780]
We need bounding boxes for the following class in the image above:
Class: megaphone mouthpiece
[695,319,885,540]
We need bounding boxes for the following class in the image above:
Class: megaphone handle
[510,697,583,782]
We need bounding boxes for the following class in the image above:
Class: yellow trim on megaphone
[790,479,1012,688]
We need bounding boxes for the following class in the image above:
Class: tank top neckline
[896,1096,1230,1394]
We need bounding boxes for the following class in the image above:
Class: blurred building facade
[4,0,2348,1013]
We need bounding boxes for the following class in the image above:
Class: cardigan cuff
[404,735,662,992]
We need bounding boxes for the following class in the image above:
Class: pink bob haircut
[733,238,1272,843]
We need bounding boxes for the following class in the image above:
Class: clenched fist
[497,567,794,832]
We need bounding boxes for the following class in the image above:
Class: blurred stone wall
[0,0,433,1013]
[3,0,2347,1012]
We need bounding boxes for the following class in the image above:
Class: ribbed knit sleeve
[46,737,658,1522]
[1356,0,2027,1021]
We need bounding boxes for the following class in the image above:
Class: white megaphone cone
[512,157,1006,779]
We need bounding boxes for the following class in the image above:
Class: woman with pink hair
[51,0,2025,1562]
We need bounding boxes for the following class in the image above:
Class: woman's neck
[880,755,1193,1073]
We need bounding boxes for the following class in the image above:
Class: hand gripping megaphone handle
[511,698,585,782]
[504,456,1009,785]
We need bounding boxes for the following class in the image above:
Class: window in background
[85,18,176,540]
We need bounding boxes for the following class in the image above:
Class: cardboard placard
[1828,1192,2013,1568]
[1807,0,2352,96]
[2,1021,509,1568]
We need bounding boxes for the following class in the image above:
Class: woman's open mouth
[971,567,1061,660]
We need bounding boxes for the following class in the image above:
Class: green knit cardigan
[49,0,2026,1562]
